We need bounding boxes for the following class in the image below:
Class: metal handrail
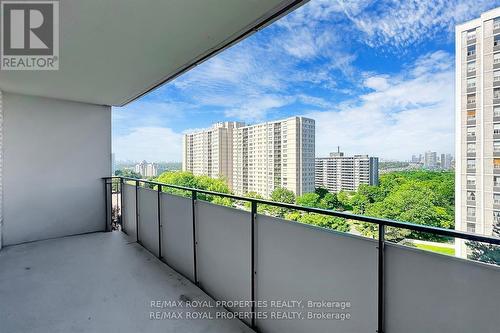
[104,176,500,246]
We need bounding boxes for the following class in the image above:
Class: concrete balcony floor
[0,232,254,333]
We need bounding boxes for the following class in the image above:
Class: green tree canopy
[115,169,141,179]
[155,171,232,206]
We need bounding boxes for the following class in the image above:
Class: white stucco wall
[2,92,111,246]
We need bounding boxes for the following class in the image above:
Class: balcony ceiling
[0,0,306,106]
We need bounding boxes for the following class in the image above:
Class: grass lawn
[414,243,455,256]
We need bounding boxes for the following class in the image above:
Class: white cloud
[113,127,182,162]
[224,95,292,122]
[363,75,390,91]
[305,51,455,160]
[340,0,499,48]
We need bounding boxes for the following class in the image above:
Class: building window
[494,211,500,223]
[467,175,476,186]
[467,94,476,104]
[495,158,500,169]
[467,191,476,201]
[495,176,500,187]
[467,110,476,120]
[467,61,476,72]
[495,35,500,47]
[495,88,500,99]
[495,70,500,82]
[495,141,500,152]
[467,29,476,40]
[467,45,476,56]
[495,53,500,65]
[495,124,500,135]
[467,159,476,169]
[467,78,476,88]
[495,106,500,117]
[467,207,476,218]
[495,17,500,30]
[468,143,476,153]
[495,194,500,205]
[467,127,476,137]
[466,223,476,233]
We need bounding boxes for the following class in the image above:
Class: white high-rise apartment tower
[232,117,315,197]
[456,8,500,257]
[315,150,379,193]
[183,122,244,188]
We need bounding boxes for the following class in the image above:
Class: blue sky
[113,0,500,162]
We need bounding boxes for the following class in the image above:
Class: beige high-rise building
[456,8,500,257]
[232,117,315,198]
[135,160,158,177]
[182,122,244,187]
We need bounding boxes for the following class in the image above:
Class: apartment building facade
[315,151,379,193]
[232,117,315,197]
[135,161,158,177]
[456,8,500,257]
[182,122,244,188]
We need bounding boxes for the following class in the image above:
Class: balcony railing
[103,176,500,333]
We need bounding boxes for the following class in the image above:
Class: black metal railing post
[158,184,162,260]
[120,178,124,231]
[251,200,257,329]
[135,180,139,243]
[192,190,198,284]
[104,179,109,232]
[377,224,385,333]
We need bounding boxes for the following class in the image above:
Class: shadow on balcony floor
[0,232,253,333]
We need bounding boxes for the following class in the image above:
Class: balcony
[2,176,497,332]
[467,54,476,62]
[466,215,476,222]
[0,1,499,332]
[467,85,476,93]
[495,24,500,35]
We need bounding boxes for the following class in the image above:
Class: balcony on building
[494,88,500,105]
[0,1,499,333]
[494,34,500,52]
[494,53,500,70]
[494,19,500,35]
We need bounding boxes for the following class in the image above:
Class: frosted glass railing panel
[137,187,159,256]
[255,215,378,333]
[122,184,136,238]
[196,201,252,323]
[385,243,500,333]
[160,193,194,280]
